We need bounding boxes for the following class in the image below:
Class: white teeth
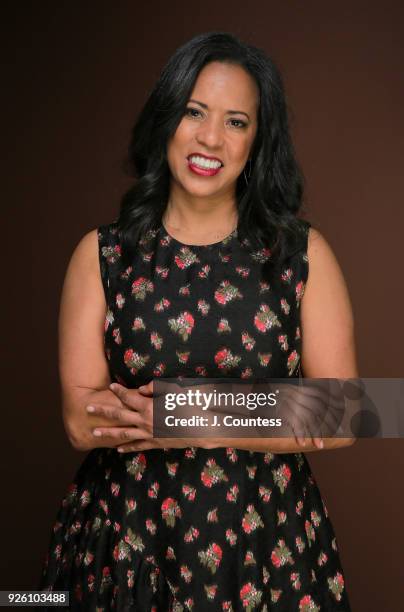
[189,155,222,169]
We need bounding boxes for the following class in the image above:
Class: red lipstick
[187,153,223,177]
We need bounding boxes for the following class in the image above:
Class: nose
[195,116,224,149]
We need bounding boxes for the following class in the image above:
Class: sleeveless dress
[39,219,352,611]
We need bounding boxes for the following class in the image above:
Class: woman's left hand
[86,382,155,449]
[89,381,209,453]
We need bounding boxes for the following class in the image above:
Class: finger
[296,431,307,447]
[289,422,306,447]
[305,409,326,448]
[92,427,154,441]
[313,437,324,449]
[137,380,154,395]
[116,439,159,453]
[281,384,338,423]
[281,394,328,436]
[86,404,141,425]
[109,383,132,403]
[109,384,147,412]
[295,422,310,447]
[294,431,307,447]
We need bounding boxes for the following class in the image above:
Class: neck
[163,184,238,236]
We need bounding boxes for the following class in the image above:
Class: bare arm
[59,229,134,451]
[206,227,359,454]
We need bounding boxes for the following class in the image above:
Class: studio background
[2,2,403,610]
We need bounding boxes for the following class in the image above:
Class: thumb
[138,380,154,395]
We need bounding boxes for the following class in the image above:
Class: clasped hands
[86,381,206,453]
[86,380,346,453]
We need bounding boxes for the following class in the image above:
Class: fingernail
[109,383,117,390]
[138,385,146,392]
[117,447,124,453]
[318,440,324,448]
[86,406,95,413]
[93,429,102,437]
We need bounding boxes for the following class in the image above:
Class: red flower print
[240,582,263,609]
[198,264,211,278]
[161,497,182,527]
[124,528,145,553]
[116,293,125,309]
[217,318,231,333]
[126,453,147,481]
[155,265,169,278]
[295,280,305,303]
[241,504,264,534]
[147,482,159,498]
[101,244,121,264]
[168,311,195,341]
[272,463,292,493]
[111,482,120,496]
[251,247,271,263]
[174,246,200,269]
[281,268,293,283]
[214,347,241,370]
[298,594,320,611]
[328,571,345,601]
[153,362,166,376]
[125,498,137,513]
[214,280,243,305]
[201,458,229,487]
[154,297,170,312]
[198,542,223,574]
[253,303,281,333]
[131,276,154,301]
[131,316,146,331]
[123,349,150,375]
[270,538,294,568]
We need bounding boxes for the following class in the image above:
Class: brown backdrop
[2,2,403,610]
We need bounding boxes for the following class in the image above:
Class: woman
[39,32,357,611]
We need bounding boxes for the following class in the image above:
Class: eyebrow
[188,98,250,120]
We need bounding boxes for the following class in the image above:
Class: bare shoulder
[60,228,105,312]
[301,226,358,378]
[305,227,348,290]
[68,228,100,274]
[307,226,338,266]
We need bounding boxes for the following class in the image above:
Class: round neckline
[160,223,238,248]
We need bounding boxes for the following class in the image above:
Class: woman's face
[167,61,259,200]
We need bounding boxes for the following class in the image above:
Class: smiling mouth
[187,154,223,170]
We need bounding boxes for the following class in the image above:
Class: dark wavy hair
[116,31,308,272]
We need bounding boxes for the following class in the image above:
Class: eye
[185,107,202,118]
[229,118,247,129]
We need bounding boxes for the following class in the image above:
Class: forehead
[190,61,259,112]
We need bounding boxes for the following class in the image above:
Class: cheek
[231,133,255,161]
[167,138,181,168]
[168,134,186,164]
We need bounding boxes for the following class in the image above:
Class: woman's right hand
[73,385,152,451]
[85,384,154,447]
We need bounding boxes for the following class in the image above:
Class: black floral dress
[39,220,352,611]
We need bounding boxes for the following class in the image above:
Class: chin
[180,176,227,196]
[185,186,224,199]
